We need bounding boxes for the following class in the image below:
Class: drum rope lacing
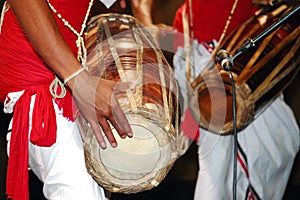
[184,0,239,199]
[101,17,140,110]
[186,0,194,82]
[47,0,95,99]
[184,0,240,82]
[99,14,186,155]
[215,0,239,52]
[100,15,174,136]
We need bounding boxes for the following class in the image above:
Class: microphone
[216,49,233,71]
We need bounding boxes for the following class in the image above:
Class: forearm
[7,0,82,86]
[7,0,132,147]
[131,0,154,26]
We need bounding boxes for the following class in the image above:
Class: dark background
[0,0,299,199]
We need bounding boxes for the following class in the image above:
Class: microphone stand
[215,3,299,200]
[221,3,300,69]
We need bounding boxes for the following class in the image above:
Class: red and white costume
[173,0,299,199]
[0,0,117,199]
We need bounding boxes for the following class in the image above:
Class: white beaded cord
[47,0,95,98]
[47,0,95,65]
[213,0,239,54]
[0,2,9,34]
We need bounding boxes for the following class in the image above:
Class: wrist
[64,66,89,91]
[64,65,86,85]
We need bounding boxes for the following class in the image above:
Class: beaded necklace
[186,0,239,50]
[47,0,95,98]
[47,0,95,66]
[215,0,239,54]
[184,0,239,81]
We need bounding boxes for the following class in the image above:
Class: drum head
[81,111,177,193]
[79,13,182,193]
[100,124,160,179]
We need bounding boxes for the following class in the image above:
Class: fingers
[94,80,132,148]
[120,0,141,9]
[73,75,132,149]
[90,108,131,149]
[268,0,274,6]
[111,96,133,137]
[95,109,132,149]
[98,117,117,148]
[89,120,107,149]
[131,0,140,7]
[114,80,137,91]
[120,0,126,8]
[111,81,133,137]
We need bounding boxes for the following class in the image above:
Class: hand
[6,0,133,149]
[68,70,132,149]
[252,0,275,5]
[144,23,176,47]
[268,0,274,5]
[128,0,176,46]
[119,0,140,8]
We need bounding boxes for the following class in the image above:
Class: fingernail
[100,142,107,149]
[120,0,126,8]
[129,79,138,89]
[111,143,117,148]
[121,135,126,139]
[127,132,133,138]
[132,0,139,7]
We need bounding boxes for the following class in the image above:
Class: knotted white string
[47,0,95,98]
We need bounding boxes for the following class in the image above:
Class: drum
[191,3,300,134]
[76,13,184,193]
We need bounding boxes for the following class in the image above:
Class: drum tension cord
[216,4,300,200]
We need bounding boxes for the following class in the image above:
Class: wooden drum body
[76,13,180,193]
[192,4,300,134]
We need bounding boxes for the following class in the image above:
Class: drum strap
[182,0,240,80]
[102,20,139,110]
[182,3,193,83]
[215,0,240,52]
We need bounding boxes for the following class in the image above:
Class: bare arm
[7,0,80,80]
[7,0,132,148]
[129,0,174,45]
[131,0,154,26]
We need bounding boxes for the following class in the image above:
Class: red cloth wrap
[0,0,90,199]
[173,0,257,50]
[172,0,257,141]
[6,86,57,199]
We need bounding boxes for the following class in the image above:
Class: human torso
[173,0,257,48]
[0,0,90,101]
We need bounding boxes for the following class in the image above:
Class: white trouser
[173,40,299,200]
[194,96,300,200]
[6,94,106,200]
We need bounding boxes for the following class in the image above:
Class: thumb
[113,79,138,92]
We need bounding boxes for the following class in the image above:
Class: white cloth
[173,40,217,113]
[173,40,300,200]
[195,96,299,200]
[99,0,117,8]
[5,93,106,200]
